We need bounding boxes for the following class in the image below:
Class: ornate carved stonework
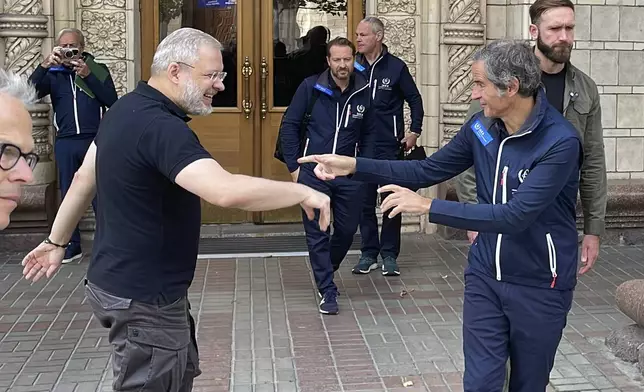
[441,0,485,145]
[104,60,127,97]
[79,0,128,97]
[4,0,43,14]
[377,0,416,15]
[381,17,416,64]
[80,10,126,59]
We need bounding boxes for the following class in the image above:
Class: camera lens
[64,50,74,59]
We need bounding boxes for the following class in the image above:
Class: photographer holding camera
[29,28,117,264]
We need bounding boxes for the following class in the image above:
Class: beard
[178,77,213,116]
[536,35,572,64]
[331,67,350,80]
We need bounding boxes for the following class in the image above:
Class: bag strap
[299,88,320,139]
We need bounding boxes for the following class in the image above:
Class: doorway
[140,0,364,224]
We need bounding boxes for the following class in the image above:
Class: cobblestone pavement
[1,235,644,392]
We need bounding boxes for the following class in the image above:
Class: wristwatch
[408,131,421,137]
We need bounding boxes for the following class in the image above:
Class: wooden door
[141,0,256,224]
[257,0,364,223]
[141,0,364,224]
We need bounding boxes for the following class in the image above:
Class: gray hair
[361,16,385,35]
[151,28,223,76]
[56,28,85,47]
[0,68,37,107]
[473,39,542,97]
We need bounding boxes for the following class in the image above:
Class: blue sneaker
[319,290,339,315]
[352,255,378,274]
[62,243,83,264]
[381,256,400,276]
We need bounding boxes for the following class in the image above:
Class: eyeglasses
[176,61,227,82]
[0,144,39,171]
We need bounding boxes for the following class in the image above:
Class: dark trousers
[462,271,573,392]
[84,280,201,391]
[358,147,410,260]
[298,167,364,294]
[360,182,402,260]
[55,136,97,246]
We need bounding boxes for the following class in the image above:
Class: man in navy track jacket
[279,37,373,316]
[353,16,424,277]
[29,28,117,264]
[299,39,583,391]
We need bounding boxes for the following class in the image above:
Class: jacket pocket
[546,232,558,288]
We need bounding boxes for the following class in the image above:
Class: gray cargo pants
[84,280,201,391]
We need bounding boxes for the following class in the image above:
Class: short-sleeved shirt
[87,81,212,304]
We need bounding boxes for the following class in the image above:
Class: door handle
[241,56,253,119]
[260,57,268,119]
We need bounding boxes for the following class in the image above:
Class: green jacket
[454,63,607,236]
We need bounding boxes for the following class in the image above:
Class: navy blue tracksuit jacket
[351,88,583,390]
[29,58,118,138]
[279,69,372,294]
[354,45,423,155]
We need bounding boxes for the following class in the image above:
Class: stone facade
[0,0,639,242]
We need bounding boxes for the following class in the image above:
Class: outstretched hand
[379,185,432,218]
[297,154,357,181]
[21,242,65,282]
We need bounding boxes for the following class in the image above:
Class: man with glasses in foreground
[21,27,330,392]
[0,69,39,231]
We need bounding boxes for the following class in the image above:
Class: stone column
[0,0,57,250]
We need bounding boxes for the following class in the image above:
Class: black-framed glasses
[176,61,227,82]
[0,144,39,171]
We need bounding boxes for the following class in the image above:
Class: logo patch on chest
[351,104,365,120]
[470,119,493,146]
[378,78,392,91]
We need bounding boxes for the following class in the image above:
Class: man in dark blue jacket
[299,39,583,391]
[279,37,372,315]
[353,16,424,276]
[29,28,117,264]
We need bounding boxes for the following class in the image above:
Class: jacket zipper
[546,233,558,288]
[331,84,369,154]
[372,79,377,100]
[491,130,533,281]
[344,104,351,128]
[393,115,397,138]
[302,138,310,156]
[69,75,81,135]
[494,165,508,280]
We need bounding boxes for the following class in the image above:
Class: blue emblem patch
[354,61,365,72]
[470,119,493,146]
[314,83,333,96]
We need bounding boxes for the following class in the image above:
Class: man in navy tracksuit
[29,28,117,263]
[299,40,583,391]
[279,37,372,315]
[353,17,424,276]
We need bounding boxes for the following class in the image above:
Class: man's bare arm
[48,142,97,245]
[175,158,319,211]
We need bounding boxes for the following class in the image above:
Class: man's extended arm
[28,65,52,99]
[429,138,582,233]
[352,124,474,188]
[453,99,482,204]
[579,88,607,236]
[175,158,324,211]
[48,142,97,245]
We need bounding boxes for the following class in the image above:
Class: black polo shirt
[87,81,212,304]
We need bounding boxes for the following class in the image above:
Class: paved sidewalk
[1,235,643,392]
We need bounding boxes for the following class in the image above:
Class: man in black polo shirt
[21,27,330,392]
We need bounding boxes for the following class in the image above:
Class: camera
[59,47,80,59]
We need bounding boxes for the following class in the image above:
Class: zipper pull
[550,275,557,288]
